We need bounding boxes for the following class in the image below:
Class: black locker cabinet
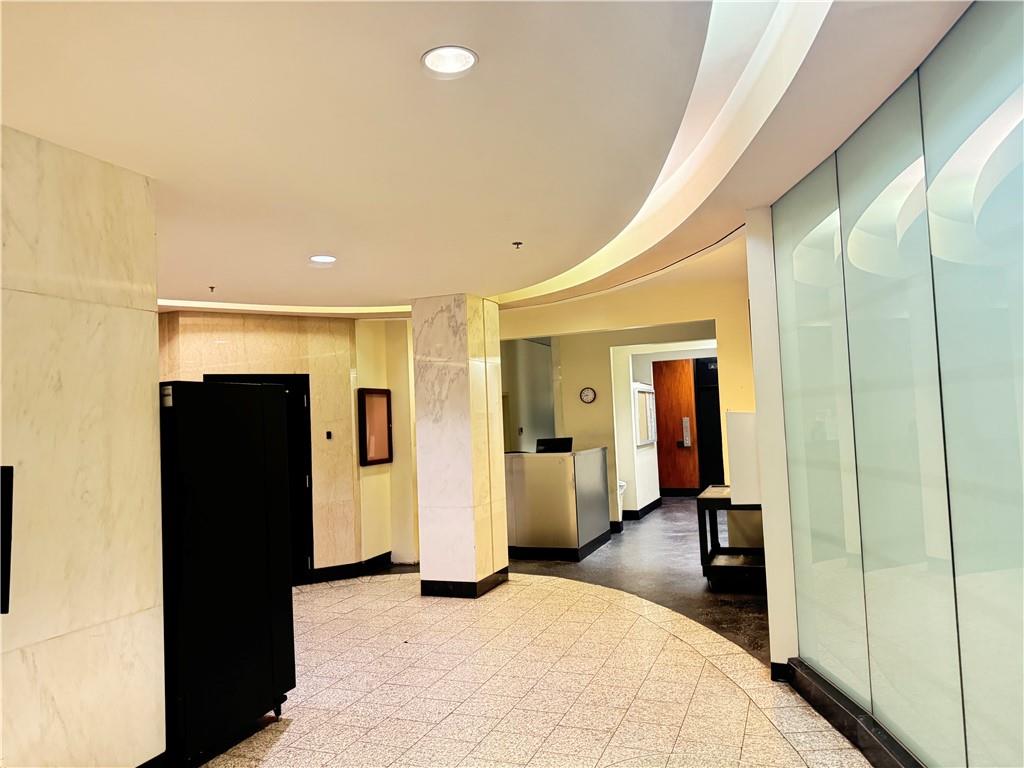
[159,381,296,765]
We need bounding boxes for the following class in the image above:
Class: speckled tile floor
[204,573,868,768]
[511,498,770,664]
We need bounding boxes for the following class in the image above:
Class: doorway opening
[204,373,314,586]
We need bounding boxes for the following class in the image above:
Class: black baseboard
[623,497,662,521]
[578,529,611,559]
[421,567,509,598]
[788,659,924,768]
[138,753,167,768]
[510,530,611,562]
[300,551,392,585]
[610,521,624,534]
[770,662,792,682]
[661,487,701,497]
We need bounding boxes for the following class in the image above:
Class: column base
[420,567,509,598]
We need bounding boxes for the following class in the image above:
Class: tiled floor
[207,573,867,768]
[512,498,770,663]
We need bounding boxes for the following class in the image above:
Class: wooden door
[652,359,700,492]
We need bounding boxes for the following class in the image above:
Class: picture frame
[357,388,394,466]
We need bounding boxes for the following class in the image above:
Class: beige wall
[550,322,717,520]
[385,320,419,564]
[355,320,391,561]
[354,319,418,563]
[1,128,165,766]
[159,313,419,568]
[499,242,756,483]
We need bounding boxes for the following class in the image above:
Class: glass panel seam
[915,68,971,767]
[831,151,876,715]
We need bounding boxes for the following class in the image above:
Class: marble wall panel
[413,357,474,508]
[418,506,478,583]
[469,359,492,509]
[158,312,361,568]
[3,606,164,767]
[1,292,162,652]
[472,502,494,581]
[1,128,156,311]
[1,128,164,765]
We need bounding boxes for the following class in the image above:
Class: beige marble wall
[412,295,507,585]
[159,312,362,567]
[1,128,165,765]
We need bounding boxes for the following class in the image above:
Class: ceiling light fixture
[422,45,477,77]
[309,254,336,264]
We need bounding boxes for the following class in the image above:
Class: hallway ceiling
[2,2,708,308]
[2,2,968,314]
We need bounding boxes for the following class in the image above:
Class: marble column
[412,295,508,596]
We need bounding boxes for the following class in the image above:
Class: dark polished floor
[509,497,770,663]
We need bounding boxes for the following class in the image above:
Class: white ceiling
[2,2,709,307]
[507,0,968,305]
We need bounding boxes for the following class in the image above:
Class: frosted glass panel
[774,157,871,708]
[921,3,1024,766]
[837,74,965,766]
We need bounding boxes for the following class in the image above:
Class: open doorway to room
[610,339,718,519]
[501,322,769,662]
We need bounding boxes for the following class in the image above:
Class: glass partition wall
[772,3,1022,766]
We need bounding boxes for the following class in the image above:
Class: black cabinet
[159,381,296,766]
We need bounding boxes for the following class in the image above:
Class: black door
[694,358,725,490]
[205,374,313,585]
[160,381,295,764]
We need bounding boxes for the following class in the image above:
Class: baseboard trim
[770,662,792,682]
[622,497,662,521]
[661,487,701,497]
[302,551,392,585]
[509,529,612,562]
[578,529,612,559]
[421,567,509,598]
[610,521,624,534]
[788,659,925,768]
[138,753,167,768]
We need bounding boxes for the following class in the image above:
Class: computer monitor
[536,437,573,453]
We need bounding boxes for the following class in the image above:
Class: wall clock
[579,387,597,404]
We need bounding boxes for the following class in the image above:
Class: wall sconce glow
[422,46,477,77]
[309,254,336,264]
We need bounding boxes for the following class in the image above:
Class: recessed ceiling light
[422,45,477,77]
[309,254,336,264]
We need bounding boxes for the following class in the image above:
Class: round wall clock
[579,387,597,404]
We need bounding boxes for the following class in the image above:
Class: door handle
[678,417,692,448]
[1,466,12,614]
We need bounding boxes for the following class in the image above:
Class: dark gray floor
[509,497,770,663]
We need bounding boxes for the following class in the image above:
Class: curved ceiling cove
[493,0,831,305]
[2,2,709,311]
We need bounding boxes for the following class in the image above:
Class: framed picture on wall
[357,388,393,466]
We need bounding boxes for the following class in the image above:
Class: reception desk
[504,447,611,561]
